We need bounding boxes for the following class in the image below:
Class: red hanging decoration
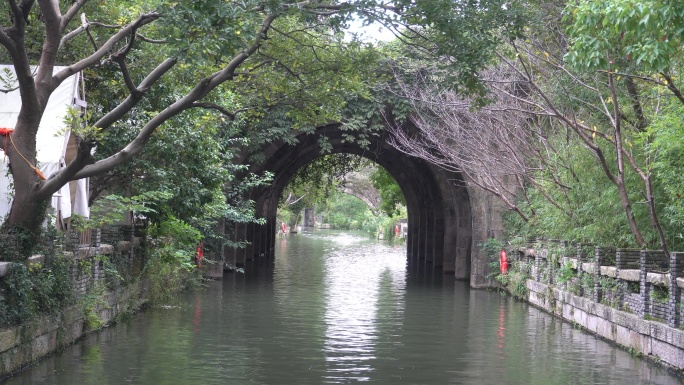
[0,127,46,180]
[196,241,204,268]
[499,249,509,275]
[0,127,12,159]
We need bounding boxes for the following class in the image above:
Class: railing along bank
[507,238,683,329]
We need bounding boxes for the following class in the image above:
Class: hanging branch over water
[384,63,577,222]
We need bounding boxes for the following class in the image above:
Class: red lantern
[499,249,509,274]
[196,241,204,268]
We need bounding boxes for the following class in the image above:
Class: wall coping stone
[618,269,640,281]
[600,266,617,277]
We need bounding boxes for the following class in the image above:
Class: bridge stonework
[223,123,511,288]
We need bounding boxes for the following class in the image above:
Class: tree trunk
[2,120,49,256]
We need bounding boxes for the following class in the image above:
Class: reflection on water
[4,230,683,385]
[321,232,406,383]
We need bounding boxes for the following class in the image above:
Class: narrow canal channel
[6,230,683,384]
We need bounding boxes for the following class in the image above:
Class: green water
[5,230,683,384]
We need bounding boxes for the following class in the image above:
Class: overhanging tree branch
[68,13,277,180]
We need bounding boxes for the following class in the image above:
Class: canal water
[5,230,684,384]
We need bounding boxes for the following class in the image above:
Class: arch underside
[224,124,474,281]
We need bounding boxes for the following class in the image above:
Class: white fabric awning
[0,65,89,224]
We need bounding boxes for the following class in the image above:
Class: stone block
[27,255,44,267]
[0,262,12,278]
[582,262,595,272]
[116,241,131,252]
[571,307,585,326]
[98,244,115,255]
[596,318,615,340]
[678,277,684,289]
[616,325,650,354]
[563,303,573,319]
[31,331,56,360]
[594,303,615,322]
[528,291,542,308]
[29,315,60,338]
[585,313,598,333]
[0,328,19,352]
[652,339,684,369]
[58,320,84,346]
[0,344,31,376]
[203,263,224,279]
[62,305,83,325]
[98,308,114,325]
[618,269,640,281]
[570,294,586,310]
[614,312,650,335]
[601,266,617,278]
[646,272,669,287]
[650,323,684,349]
[583,300,597,316]
[616,325,632,348]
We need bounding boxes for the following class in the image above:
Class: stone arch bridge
[223,123,508,288]
[336,171,381,215]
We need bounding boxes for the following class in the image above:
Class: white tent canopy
[0,65,89,228]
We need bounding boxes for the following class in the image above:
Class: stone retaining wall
[0,225,147,380]
[515,242,684,328]
[0,282,148,379]
[525,279,684,372]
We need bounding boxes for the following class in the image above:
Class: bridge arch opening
[225,124,475,281]
[276,154,402,234]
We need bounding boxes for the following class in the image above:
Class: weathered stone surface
[646,272,669,286]
[58,320,84,346]
[523,278,684,372]
[0,281,149,379]
[527,280,546,293]
[0,344,31,375]
[116,240,131,252]
[0,329,19,352]
[31,331,56,360]
[61,305,83,325]
[652,339,684,369]
[203,263,224,279]
[650,323,684,349]
[678,277,684,289]
[596,318,615,340]
[29,315,60,338]
[618,269,640,281]
[582,262,595,272]
[27,255,44,267]
[601,266,617,277]
[0,262,12,278]
[98,244,114,255]
[585,313,598,333]
[613,312,650,335]
[616,325,646,352]
[571,305,584,325]
[594,303,615,322]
